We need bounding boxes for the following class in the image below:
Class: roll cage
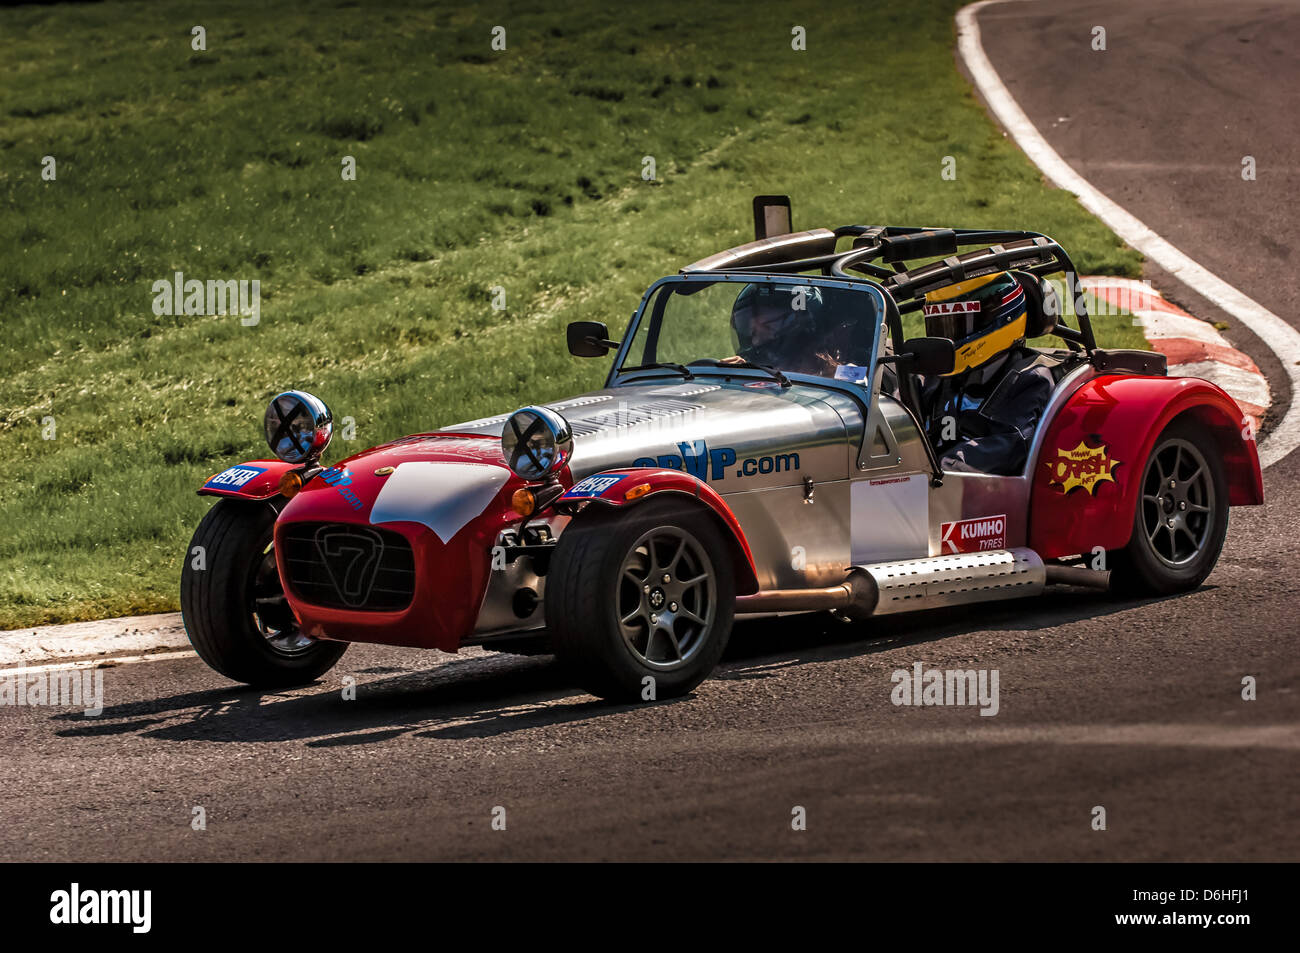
[585,199,1159,487]
[672,213,1124,476]
[682,223,1097,352]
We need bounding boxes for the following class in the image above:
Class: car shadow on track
[720,585,1169,673]
[46,587,1189,747]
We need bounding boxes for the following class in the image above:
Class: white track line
[1,650,196,678]
[957,0,1300,468]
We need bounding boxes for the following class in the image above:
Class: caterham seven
[181,198,1263,700]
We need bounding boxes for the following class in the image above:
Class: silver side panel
[726,481,853,589]
[468,361,1096,636]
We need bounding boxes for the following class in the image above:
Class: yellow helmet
[923,271,1028,376]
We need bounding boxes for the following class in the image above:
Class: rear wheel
[547,498,735,701]
[181,499,347,686]
[1108,420,1229,596]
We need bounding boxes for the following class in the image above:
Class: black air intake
[279,522,415,611]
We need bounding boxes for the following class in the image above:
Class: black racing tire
[1108,419,1229,597]
[547,497,735,701]
[180,498,347,686]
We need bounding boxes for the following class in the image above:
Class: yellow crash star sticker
[1049,441,1120,495]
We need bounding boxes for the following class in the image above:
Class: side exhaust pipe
[736,548,1052,617]
[734,550,1111,619]
[1044,564,1111,590]
[735,570,877,617]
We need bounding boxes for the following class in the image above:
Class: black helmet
[730,283,824,364]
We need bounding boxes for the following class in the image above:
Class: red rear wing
[1029,374,1262,559]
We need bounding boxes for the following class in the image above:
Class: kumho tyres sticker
[1048,440,1121,495]
[941,514,1007,554]
[564,474,626,498]
[204,465,267,489]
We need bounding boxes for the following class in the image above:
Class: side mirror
[567,321,614,358]
[898,337,956,376]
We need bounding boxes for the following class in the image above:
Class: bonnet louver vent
[568,399,704,436]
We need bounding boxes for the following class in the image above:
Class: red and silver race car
[181,197,1263,700]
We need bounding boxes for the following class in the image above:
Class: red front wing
[272,434,545,652]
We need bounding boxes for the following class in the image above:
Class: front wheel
[181,498,347,686]
[1108,419,1229,596]
[547,498,735,701]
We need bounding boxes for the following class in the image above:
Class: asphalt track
[2,0,1297,861]
[974,0,1300,424]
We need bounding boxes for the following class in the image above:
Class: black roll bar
[713,224,1097,352]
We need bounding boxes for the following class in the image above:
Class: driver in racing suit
[919,271,1056,476]
[727,283,871,379]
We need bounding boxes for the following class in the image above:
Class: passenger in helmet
[919,271,1056,475]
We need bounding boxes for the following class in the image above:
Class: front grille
[279,522,416,612]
